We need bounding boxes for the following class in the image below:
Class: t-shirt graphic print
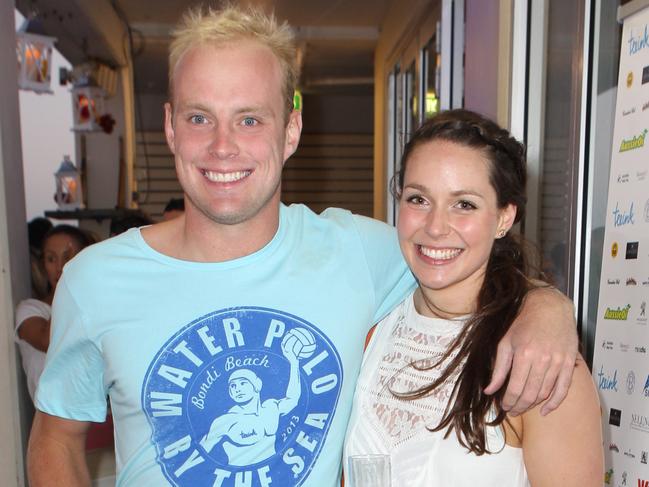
[142,306,343,486]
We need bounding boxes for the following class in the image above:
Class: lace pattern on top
[357,300,465,449]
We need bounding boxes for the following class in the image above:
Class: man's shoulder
[285,203,393,235]
[64,228,143,277]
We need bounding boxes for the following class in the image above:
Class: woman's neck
[413,286,476,320]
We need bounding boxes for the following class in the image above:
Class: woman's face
[397,139,516,305]
[43,233,82,291]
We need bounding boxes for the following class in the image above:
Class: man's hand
[484,286,578,416]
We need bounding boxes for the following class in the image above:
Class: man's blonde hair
[169,5,298,118]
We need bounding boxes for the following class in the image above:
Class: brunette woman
[344,110,602,486]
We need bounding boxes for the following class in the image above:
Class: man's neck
[141,205,281,263]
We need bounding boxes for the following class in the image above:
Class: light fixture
[71,74,105,132]
[54,155,83,210]
[16,16,56,94]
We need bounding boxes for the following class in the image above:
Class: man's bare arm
[28,411,91,487]
[485,286,577,416]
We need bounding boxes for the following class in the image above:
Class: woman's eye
[406,195,425,205]
[457,200,477,210]
[190,114,207,124]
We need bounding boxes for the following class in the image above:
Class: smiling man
[27,6,577,487]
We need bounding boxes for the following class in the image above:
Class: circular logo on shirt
[142,307,343,486]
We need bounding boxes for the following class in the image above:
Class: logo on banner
[639,170,648,181]
[642,451,648,464]
[645,101,649,111]
[631,413,649,433]
[639,302,647,325]
[605,468,614,485]
[636,346,647,354]
[612,242,619,258]
[610,443,620,452]
[618,173,631,183]
[643,278,649,286]
[613,202,635,227]
[628,72,634,88]
[622,471,628,485]
[627,278,638,286]
[628,24,649,55]
[626,242,639,259]
[627,371,636,394]
[603,340,614,350]
[610,408,622,426]
[598,366,619,391]
[644,65,649,84]
[623,107,636,116]
[619,129,648,152]
[608,278,621,285]
[141,307,343,487]
[625,449,636,459]
[639,480,649,487]
[620,342,631,353]
[604,305,631,320]
[645,375,649,397]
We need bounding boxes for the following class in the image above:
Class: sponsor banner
[592,5,649,486]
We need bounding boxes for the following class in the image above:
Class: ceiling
[16,0,393,96]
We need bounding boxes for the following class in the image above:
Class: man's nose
[207,124,240,159]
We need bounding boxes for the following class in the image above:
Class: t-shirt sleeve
[352,214,415,323]
[15,299,50,334]
[35,276,108,422]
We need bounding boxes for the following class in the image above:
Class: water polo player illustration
[199,327,316,467]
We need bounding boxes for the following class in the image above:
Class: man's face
[165,40,301,227]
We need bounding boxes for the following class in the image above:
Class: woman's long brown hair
[392,109,541,455]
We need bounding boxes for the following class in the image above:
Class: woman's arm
[17,316,51,352]
[520,355,603,486]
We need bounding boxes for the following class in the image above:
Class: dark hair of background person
[42,224,95,252]
[28,217,53,251]
[28,217,53,300]
[109,211,154,236]
[163,197,185,213]
[391,109,544,455]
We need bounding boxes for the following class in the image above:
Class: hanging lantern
[54,155,83,210]
[71,75,105,132]
[16,16,56,94]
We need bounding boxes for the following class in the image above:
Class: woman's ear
[497,204,517,236]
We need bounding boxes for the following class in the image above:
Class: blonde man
[28,6,577,486]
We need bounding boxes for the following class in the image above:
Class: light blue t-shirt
[36,204,414,486]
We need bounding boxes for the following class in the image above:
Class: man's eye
[190,114,207,124]
[242,117,258,127]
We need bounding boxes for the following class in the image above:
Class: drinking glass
[347,454,391,487]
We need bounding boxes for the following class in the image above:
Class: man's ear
[164,102,176,154]
[283,109,303,162]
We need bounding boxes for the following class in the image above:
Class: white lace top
[344,293,529,486]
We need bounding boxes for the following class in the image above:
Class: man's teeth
[202,170,251,182]
[419,246,462,260]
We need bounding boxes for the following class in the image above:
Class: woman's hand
[484,286,578,416]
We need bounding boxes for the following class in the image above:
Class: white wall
[2,4,32,486]
[15,10,76,222]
